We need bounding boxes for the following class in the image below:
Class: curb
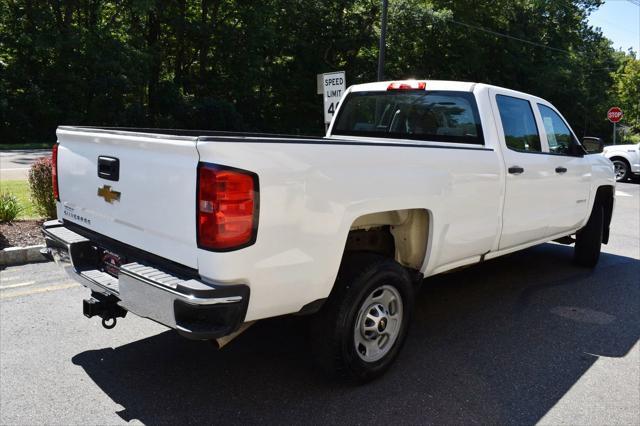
[0,245,49,267]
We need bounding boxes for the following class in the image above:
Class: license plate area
[100,249,127,278]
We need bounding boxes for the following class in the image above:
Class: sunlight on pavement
[539,341,640,425]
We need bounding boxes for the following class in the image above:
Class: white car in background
[602,143,640,182]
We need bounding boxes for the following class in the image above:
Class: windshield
[332,90,484,145]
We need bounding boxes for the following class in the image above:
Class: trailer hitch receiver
[83,293,127,329]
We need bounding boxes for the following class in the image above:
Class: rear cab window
[332,90,484,145]
[495,95,541,153]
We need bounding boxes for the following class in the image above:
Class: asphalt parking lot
[1,182,638,425]
[0,149,51,180]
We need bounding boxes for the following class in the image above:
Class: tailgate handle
[98,157,119,181]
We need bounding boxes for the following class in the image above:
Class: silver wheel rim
[613,161,627,180]
[353,285,404,363]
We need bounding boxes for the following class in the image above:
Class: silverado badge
[97,185,121,204]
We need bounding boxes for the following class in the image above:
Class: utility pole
[377,0,388,81]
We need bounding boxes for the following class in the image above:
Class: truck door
[534,103,591,234]
[491,91,554,250]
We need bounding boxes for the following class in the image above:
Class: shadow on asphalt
[72,243,640,424]
[618,176,640,185]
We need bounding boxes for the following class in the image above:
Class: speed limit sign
[319,71,346,124]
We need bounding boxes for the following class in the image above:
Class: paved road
[1,183,639,425]
[0,149,51,180]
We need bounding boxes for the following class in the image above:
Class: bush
[624,133,640,145]
[0,193,22,222]
[28,157,57,219]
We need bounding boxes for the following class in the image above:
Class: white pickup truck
[602,143,640,182]
[44,80,615,381]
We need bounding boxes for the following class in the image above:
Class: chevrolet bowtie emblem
[97,185,121,204]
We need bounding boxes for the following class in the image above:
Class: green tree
[612,52,640,135]
[0,0,631,143]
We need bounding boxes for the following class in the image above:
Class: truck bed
[58,125,325,141]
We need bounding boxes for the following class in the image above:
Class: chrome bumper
[42,220,249,340]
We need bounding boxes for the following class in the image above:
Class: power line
[424,11,624,78]
[434,14,574,55]
[432,6,635,57]
[588,15,639,37]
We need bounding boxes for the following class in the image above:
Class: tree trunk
[199,0,210,87]
[174,0,186,88]
[147,5,161,123]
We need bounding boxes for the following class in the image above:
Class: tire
[311,252,415,382]
[574,203,603,267]
[611,158,630,182]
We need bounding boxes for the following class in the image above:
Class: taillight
[387,81,426,90]
[197,163,258,251]
[52,143,59,201]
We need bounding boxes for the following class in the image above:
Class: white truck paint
[602,143,640,181]
[46,80,615,379]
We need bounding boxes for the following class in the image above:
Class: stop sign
[607,107,623,123]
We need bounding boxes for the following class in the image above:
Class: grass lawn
[0,180,42,219]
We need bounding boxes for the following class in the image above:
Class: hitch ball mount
[83,294,127,330]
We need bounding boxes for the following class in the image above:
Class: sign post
[607,106,623,145]
[318,71,346,131]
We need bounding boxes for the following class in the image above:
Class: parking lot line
[0,282,79,299]
[0,275,25,282]
[0,281,36,289]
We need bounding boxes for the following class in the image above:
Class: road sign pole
[607,107,623,144]
[377,0,388,81]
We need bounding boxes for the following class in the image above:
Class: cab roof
[349,80,477,93]
[347,79,551,106]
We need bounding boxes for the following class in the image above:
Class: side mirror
[582,137,604,154]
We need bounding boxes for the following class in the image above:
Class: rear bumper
[42,220,249,340]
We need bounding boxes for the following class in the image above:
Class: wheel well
[609,156,630,166]
[595,185,614,244]
[344,209,430,270]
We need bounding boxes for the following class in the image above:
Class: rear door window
[495,95,541,153]
[332,91,484,145]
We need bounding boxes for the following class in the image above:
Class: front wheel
[574,204,603,267]
[311,253,415,382]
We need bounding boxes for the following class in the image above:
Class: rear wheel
[574,203,603,267]
[312,253,415,382]
[612,158,630,182]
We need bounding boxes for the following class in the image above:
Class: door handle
[508,166,524,175]
[555,166,568,174]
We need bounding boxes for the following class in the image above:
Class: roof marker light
[387,81,427,90]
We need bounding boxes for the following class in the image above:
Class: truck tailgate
[56,127,200,268]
